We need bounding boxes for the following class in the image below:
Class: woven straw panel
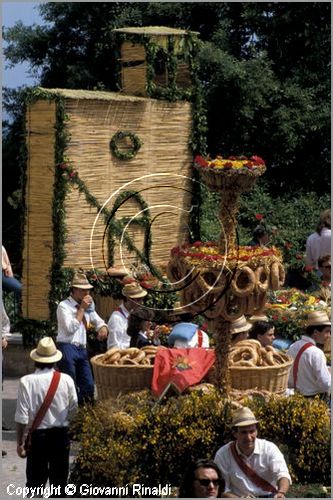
[22,100,56,319]
[62,93,193,274]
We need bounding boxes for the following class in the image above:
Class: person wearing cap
[286,311,331,398]
[15,337,77,496]
[56,272,108,404]
[214,407,291,498]
[230,316,252,346]
[249,321,276,348]
[107,282,147,349]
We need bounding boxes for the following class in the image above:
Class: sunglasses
[195,478,220,487]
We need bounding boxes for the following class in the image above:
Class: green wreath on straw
[110,131,143,160]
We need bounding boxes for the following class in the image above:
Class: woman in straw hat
[15,337,77,496]
[287,310,331,399]
[107,282,147,350]
[214,407,291,498]
[56,271,108,405]
[229,315,252,346]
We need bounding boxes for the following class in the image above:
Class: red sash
[293,342,313,389]
[117,306,127,319]
[197,329,203,347]
[230,442,277,494]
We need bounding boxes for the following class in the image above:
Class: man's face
[319,260,331,281]
[314,326,331,345]
[233,424,257,456]
[192,467,220,498]
[258,327,275,347]
[72,287,90,303]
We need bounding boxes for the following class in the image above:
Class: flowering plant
[194,154,266,172]
[265,288,328,340]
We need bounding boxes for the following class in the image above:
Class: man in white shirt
[15,337,78,497]
[107,282,147,349]
[287,311,331,398]
[305,209,331,268]
[214,407,291,498]
[56,272,108,404]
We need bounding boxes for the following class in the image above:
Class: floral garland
[171,241,282,266]
[194,154,266,172]
[110,131,142,161]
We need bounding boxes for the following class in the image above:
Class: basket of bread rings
[228,339,293,394]
[91,346,162,399]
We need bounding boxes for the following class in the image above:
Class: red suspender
[293,342,313,389]
[197,329,203,347]
[230,442,277,494]
[31,371,61,431]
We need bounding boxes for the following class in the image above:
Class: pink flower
[250,155,265,165]
[255,214,264,221]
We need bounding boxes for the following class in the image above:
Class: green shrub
[70,390,330,489]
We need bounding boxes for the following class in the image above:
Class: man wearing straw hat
[230,315,252,346]
[107,282,147,349]
[214,406,291,498]
[56,271,108,404]
[287,310,331,399]
[15,337,77,497]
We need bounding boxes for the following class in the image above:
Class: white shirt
[214,439,291,497]
[56,296,107,345]
[15,368,78,428]
[174,329,210,348]
[107,303,130,349]
[305,228,331,267]
[287,335,331,395]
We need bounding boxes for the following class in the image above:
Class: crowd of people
[1,208,331,496]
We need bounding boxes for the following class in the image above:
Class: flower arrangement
[265,288,328,341]
[194,154,266,172]
[171,241,282,267]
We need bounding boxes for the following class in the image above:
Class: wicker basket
[229,358,293,394]
[91,354,154,400]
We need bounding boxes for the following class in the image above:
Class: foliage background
[3,2,330,276]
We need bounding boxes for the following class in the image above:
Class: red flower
[295,254,303,260]
[284,242,293,249]
[228,156,236,160]
[192,241,202,248]
[250,155,265,165]
[223,162,233,169]
[140,281,152,289]
[194,155,209,167]
[255,214,264,221]
[272,315,278,321]
[282,316,288,321]
[304,265,314,273]
[245,162,254,169]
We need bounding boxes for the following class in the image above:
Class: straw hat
[107,266,128,278]
[231,407,259,428]
[248,314,269,323]
[230,315,252,335]
[307,311,331,327]
[122,282,147,299]
[71,272,93,290]
[30,337,62,363]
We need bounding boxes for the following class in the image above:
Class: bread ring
[229,346,258,366]
[265,345,275,352]
[255,266,269,293]
[141,358,151,365]
[270,262,285,290]
[221,294,245,322]
[124,358,139,365]
[230,266,256,297]
[263,350,274,366]
[122,347,140,356]
[235,360,256,367]
[108,352,121,364]
[118,355,131,365]
[104,347,120,357]
[133,351,146,363]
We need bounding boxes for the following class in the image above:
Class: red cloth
[152,348,215,397]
